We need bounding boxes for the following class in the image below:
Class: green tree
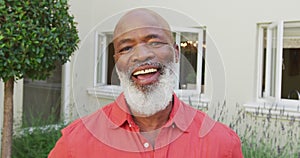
[0,0,79,157]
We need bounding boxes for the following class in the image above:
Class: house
[1,0,300,148]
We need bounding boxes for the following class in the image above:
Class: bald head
[113,8,173,42]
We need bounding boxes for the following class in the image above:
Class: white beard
[117,62,177,117]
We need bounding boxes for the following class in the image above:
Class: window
[172,27,206,92]
[258,21,300,101]
[95,33,120,86]
[22,62,62,126]
[95,27,206,93]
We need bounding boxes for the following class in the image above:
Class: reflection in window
[22,62,62,126]
[281,49,300,99]
[179,32,198,90]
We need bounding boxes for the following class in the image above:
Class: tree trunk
[1,77,14,158]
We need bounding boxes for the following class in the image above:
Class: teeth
[133,68,157,76]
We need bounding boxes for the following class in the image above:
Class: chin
[117,62,176,117]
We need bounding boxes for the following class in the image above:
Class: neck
[131,102,173,132]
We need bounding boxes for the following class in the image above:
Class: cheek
[157,49,176,63]
[114,55,130,72]
[115,47,176,72]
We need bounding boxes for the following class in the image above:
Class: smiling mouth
[131,65,162,86]
[133,68,158,76]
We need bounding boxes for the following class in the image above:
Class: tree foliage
[0,0,79,157]
[0,0,79,82]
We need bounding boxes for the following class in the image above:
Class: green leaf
[36,58,41,63]
[25,59,30,65]
[16,64,21,69]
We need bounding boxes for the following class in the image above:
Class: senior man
[49,8,243,158]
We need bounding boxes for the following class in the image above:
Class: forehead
[113,10,171,40]
[114,27,169,42]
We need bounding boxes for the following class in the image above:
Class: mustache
[115,60,176,83]
[127,61,164,76]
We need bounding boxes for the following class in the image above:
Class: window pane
[281,23,300,100]
[106,34,120,85]
[201,29,206,93]
[96,35,104,84]
[23,62,61,126]
[107,41,120,85]
[179,32,198,89]
[96,34,120,85]
[261,28,267,97]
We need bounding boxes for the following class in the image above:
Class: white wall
[67,0,300,118]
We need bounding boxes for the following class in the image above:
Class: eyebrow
[116,34,163,46]
[144,34,162,41]
[116,38,134,46]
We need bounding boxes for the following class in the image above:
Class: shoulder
[190,107,242,157]
[193,109,240,143]
[181,101,240,143]
[211,121,241,144]
[210,121,242,157]
[49,103,116,157]
[61,102,115,136]
[180,101,241,151]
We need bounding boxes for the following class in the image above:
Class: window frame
[263,21,284,101]
[256,21,300,107]
[244,21,300,118]
[172,26,205,95]
[94,32,111,87]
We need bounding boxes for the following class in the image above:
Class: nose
[131,44,155,63]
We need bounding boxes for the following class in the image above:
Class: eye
[147,41,167,48]
[119,46,133,53]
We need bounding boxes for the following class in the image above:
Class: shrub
[182,99,300,157]
[238,113,300,158]
[12,123,65,158]
[208,102,300,158]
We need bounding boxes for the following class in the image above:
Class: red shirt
[49,93,243,158]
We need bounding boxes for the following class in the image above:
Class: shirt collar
[109,93,197,132]
[108,93,131,128]
[164,94,196,132]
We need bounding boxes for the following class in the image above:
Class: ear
[173,44,180,63]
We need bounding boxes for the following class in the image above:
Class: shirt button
[143,142,150,148]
